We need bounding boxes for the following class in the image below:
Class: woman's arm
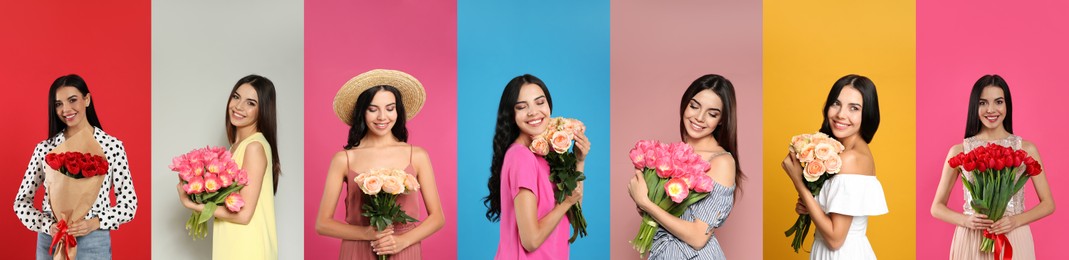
[989,141,1055,234]
[179,142,266,225]
[930,145,993,230]
[628,155,736,250]
[314,151,379,241]
[97,141,138,230]
[373,147,445,254]
[782,151,854,250]
[515,183,582,252]
[13,142,56,233]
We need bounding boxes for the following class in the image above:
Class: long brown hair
[225,75,282,194]
[679,74,744,195]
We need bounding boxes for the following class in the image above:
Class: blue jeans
[36,230,111,260]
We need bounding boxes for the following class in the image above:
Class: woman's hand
[564,181,584,207]
[988,215,1019,235]
[371,227,411,255]
[781,152,803,183]
[628,170,651,211]
[960,213,993,230]
[176,183,197,210]
[68,218,100,237]
[573,131,590,163]
[795,198,809,215]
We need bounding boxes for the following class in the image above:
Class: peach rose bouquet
[169,146,250,239]
[529,117,587,243]
[628,140,717,257]
[784,132,845,252]
[354,168,421,260]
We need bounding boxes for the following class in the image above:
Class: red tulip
[948,155,963,168]
[963,161,976,172]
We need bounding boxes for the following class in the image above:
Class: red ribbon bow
[49,220,77,260]
[983,230,1013,260]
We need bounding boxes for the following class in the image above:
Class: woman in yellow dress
[177,75,282,259]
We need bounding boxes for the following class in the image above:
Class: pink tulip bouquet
[783,132,845,252]
[169,146,249,239]
[529,117,588,243]
[628,140,717,257]
[354,168,421,260]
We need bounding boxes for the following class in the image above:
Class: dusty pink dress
[949,135,1035,259]
[339,148,422,260]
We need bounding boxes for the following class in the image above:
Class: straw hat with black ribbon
[333,69,426,126]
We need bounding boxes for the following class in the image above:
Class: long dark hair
[225,75,282,194]
[484,74,552,222]
[48,74,103,143]
[964,74,1013,138]
[343,85,409,149]
[818,74,881,143]
[679,74,744,194]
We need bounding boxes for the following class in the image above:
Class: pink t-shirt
[495,143,570,259]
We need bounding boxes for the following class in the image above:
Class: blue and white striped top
[647,179,735,260]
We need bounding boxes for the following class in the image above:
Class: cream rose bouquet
[784,132,845,252]
[529,117,587,243]
[354,168,421,260]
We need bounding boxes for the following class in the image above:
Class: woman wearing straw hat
[176,75,282,259]
[315,69,445,259]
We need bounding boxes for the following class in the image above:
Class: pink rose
[404,173,420,192]
[382,176,405,195]
[813,143,835,161]
[797,144,816,163]
[664,178,690,203]
[789,134,809,153]
[224,193,245,212]
[550,131,574,154]
[803,160,826,182]
[824,155,842,174]
[530,136,550,156]
[361,175,383,195]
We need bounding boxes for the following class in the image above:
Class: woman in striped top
[628,74,743,260]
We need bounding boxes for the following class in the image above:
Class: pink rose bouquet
[169,146,249,239]
[528,117,588,243]
[354,168,421,260]
[628,140,717,257]
[784,132,845,252]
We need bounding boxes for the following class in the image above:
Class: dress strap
[707,151,732,162]
[408,144,414,166]
[344,150,352,169]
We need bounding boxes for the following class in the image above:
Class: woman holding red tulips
[930,74,1055,259]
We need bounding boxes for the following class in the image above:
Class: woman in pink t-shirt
[483,74,588,259]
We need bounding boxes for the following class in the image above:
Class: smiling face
[977,85,1007,130]
[228,83,260,130]
[682,89,723,140]
[54,86,91,128]
[826,85,864,139]
[514,83,551,137]
[364,89,399,137]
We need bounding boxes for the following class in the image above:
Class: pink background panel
[304,0,458,259]
[917,1,1069,259]
[610,0,763,258]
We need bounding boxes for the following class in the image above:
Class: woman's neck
[974,126,1011,141]
[839,133,865,151]
[515,134,533,147]
[63,122,93,139]
[360,133,399,148]
[685,135,721,152]
[234,125,258,145]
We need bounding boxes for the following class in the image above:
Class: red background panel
[0,1,151,258]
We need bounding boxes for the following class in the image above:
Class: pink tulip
[207,161,224,175]
[693,174,715,193]
[204,174,221,193]
[629,148,646,169]
[235,171,249,186]
[219,174,233,187]
[224,193,245,212]
[664,178,690,203]
[184,176,205,194]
